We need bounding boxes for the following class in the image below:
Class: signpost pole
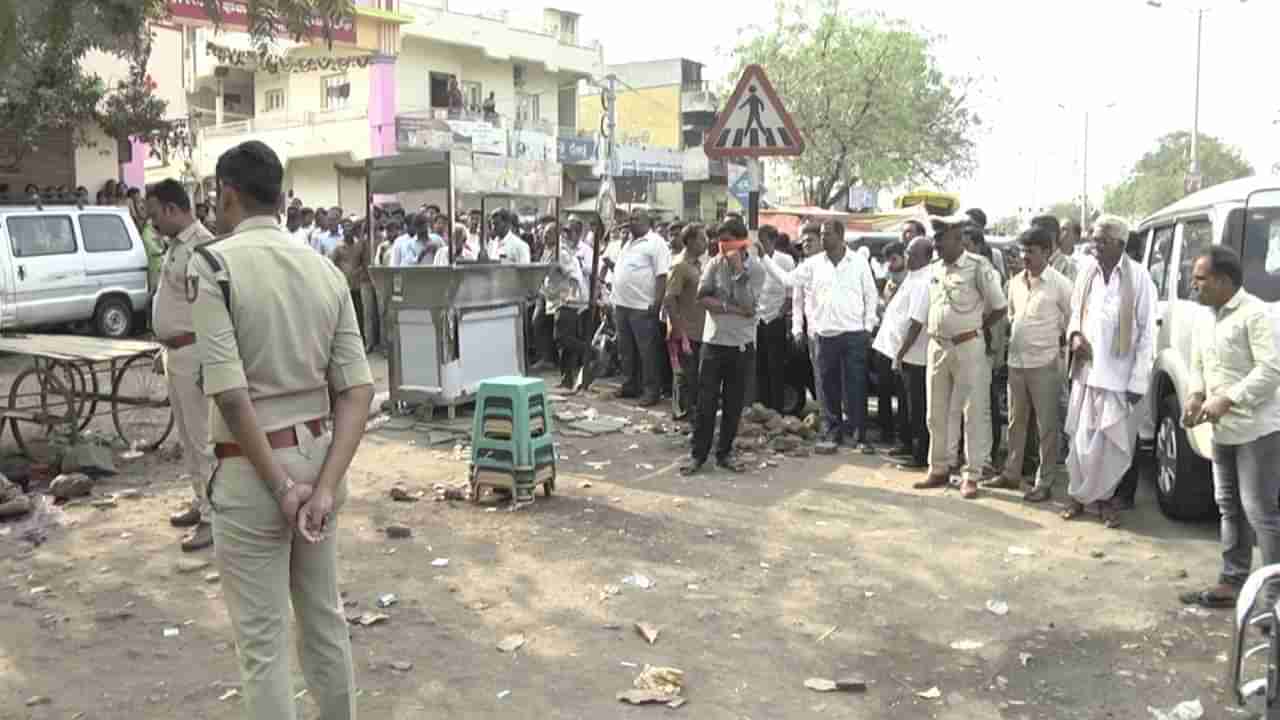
[746,158,761,231]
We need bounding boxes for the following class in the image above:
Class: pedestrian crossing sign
[704,64,805,159]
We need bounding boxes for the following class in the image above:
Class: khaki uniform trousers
[165,346,215,519]
[211,427,356,720]
[942,346,992,473]
[926,338,991,479]
[1004,363,1063,489]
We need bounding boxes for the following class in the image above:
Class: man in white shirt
[389,215,428,266]
[753,224,795,413]
[489,208,532,265]
[760,219,879,452]
[995,226,1073,502]
[311,211,341,258]
[1181,245,1280,612]
[791,225,827,431]
[1062,215,1157,528]
[612,211,671,406]
[873,235,932,470]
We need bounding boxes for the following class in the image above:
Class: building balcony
[196,106,372,170]
[399,0,598,76]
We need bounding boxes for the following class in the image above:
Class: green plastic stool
[468,376,557,503]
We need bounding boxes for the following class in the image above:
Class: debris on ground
[351,612,389,627]
[985,599,1010,616]
[585,461,611,471]
[915,686,942,700]
[622,573,654,589]
[218,688,240,701]
[384,525,412,539]
[25,696,52,707]
[1090,550,1106,559]
[497,690,512,700]
[389,486,421,502]
[1006,546,1036,557]
[618,665,685,707]
[805,678,837,692]
[579,480,592,488]
[0,472,32,519]
[950,639,984,651]
[805,677,868,693]
[49,472,94,499]
[1147,698,1204,720]
[1019,652,1033,667]
[431,558,450,568]
[600,584,622,601]
[175,558,211,574]
[60,442,116,476]
[497,633,526,653]
[163,627,180,638]
[635,622,660,645]
[376,593,398,608]
[389,660,414,672]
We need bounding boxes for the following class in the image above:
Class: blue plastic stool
[468,376,557,503]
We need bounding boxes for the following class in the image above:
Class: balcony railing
[202,106,369,138]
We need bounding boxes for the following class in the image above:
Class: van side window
[1242,206,1280,302]
[1176,219,1213,300]
[1148,226,1175,299]
[7,216,77,257]
[79,215,134,253]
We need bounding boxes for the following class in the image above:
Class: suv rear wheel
[94,297,134,339]
[1154,392,1215,521]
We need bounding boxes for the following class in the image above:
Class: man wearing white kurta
[1063,215,1157,528]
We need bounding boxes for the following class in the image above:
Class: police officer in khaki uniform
[145,178,217,552]
[909,215,1007,499]
[188,140,373,720]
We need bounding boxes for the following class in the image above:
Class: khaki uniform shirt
[918,251,1007,341]
[153,220,212,340]
[188,216,373,444]
[1188,289,1280,445]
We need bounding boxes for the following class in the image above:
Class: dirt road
[0,355,1244,719]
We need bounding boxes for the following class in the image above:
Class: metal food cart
[366,152,557,414]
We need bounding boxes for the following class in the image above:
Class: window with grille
[321,74,350,110]
[265,89,285,112]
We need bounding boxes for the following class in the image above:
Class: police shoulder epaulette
[190,235,232,311]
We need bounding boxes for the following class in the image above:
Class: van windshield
[1243,196,1280,301]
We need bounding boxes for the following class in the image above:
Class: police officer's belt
[159,332,196,350]
[214,418,325,460]
[933,329,980,345]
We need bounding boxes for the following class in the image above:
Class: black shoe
[887,446,914,458]
[679,459,706,476]
[896,461,928,471]
[715,456,745,473]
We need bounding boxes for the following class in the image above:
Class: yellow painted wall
[578,84,681,149]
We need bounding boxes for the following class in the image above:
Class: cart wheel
[111,354,174,451]
[49,361,96,432]
[9,367,77,462]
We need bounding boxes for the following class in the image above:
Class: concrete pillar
[368,54,397,158]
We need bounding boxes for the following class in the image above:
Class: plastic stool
[468,376,557,503]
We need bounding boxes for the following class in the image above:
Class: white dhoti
[1065,383,1140,505]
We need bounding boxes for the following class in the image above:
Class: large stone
[780,417,803,434]
[764,415,786,433]
[49,473,94,499]
[0,472,20,503]
[0,494,32,519]
[60,443,116,476]
[737,424,764,439]
[768,435,799,453]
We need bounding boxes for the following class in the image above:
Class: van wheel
[94,297,134,339]
[1154,392,1215,522]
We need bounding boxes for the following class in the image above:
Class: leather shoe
[1023,486,1052,503]
[181,523,213,552]
[913,473,950,489]
[170,507,202,528]
[981,475,1022,490]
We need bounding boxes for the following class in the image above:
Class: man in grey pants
[611,211,671,407]
[1180,246,1280,612]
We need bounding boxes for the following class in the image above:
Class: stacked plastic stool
[468,376,557,504]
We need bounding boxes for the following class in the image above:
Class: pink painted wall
[368,55,397,158]
[121,138,147,189]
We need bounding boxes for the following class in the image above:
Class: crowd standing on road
[106,129,1279,716]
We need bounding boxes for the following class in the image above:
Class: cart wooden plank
[0,334,160,363]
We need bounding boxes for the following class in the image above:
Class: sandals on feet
[1178,587,1238,609]
[1061,501,1085,520]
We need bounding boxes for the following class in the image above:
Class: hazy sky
[512,0,1279,217]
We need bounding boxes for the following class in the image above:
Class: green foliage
[990,216,1020,237]
[1045,200,1084,225]
[733,4,980,208]
[0,0,352,168]
[1103,131,1254,220]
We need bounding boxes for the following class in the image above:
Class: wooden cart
[0,334,174,462]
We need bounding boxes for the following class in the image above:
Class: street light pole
[1188,7,1203,191]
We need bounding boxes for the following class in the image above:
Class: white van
[0,197,150,337]
[1136,176,1280,521]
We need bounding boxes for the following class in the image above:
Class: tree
[0,0,352,170]
[732,5,980,208]
[1045,201,1084,225]
[1103,131,1254,220]
[990,216,1020,237]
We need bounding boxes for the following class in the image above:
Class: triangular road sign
[704,64,805,159]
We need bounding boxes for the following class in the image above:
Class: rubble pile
[732,404,818,460]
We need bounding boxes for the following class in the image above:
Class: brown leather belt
[214,419,326,460]
[160,332,197,350]
[939,329,979,345]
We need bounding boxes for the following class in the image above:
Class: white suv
[1136,176,1280,520]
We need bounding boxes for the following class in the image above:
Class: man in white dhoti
[1062,215,1157,528]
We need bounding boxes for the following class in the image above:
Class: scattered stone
[950,639,984,651]
[176,558,211,574]
[117,488,142,500]
[805,678,838,692]
[25,696,51,707]
[163,627,180,638]
[767,435,799,453]
[60,443,116,476]
[384,525,412,539]
[431,558,450,568]
[814,442,838,456]
[389,486,420,502]
[622,574,654,590]
[579,480,593,489]
[48,473,94,499]
[389,660,414,672]
[218,688,240,701]
[986,599,1010,616]
[635,622,660,645]
[571,417,629,434]
[1090,550,1106,559]
[353,612,389,627]
[90,497,117,509]
[204,572,221,584]
[0,494,33,519]
[915,686,942,700]
[1147,698,1204,720]
[497,633,527,653]
[836,678,868,692]
[376,593,398,608]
